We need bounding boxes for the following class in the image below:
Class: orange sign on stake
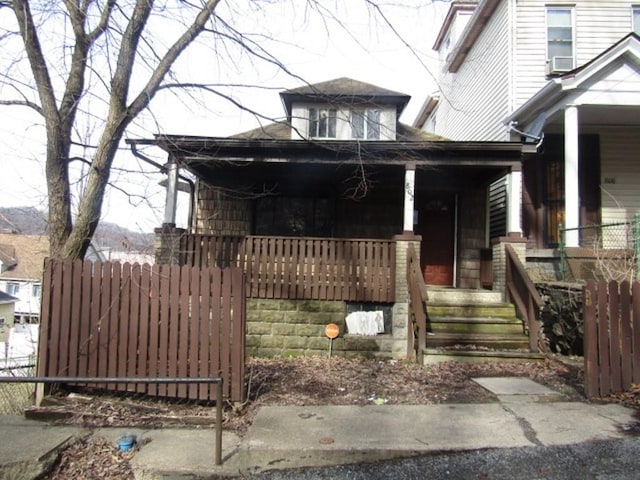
[325,323,339,339]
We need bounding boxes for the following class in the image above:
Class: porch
[156,232,542,361]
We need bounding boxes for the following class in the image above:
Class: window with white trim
[633,6,640,34]
[546,6,574,68]
[308,108,337,138]
[6,282,19,296]
[351,109,381,140]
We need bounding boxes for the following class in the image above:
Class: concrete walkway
[0,378,638,479]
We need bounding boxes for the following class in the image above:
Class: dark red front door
[416,194,456,286]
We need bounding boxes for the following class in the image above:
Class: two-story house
[0,233,48,324]
[416,0,640,278]
[132,77,533,359]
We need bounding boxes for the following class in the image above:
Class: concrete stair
[423,287,544,363]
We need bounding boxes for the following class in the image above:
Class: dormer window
[351,109,381,140]
[308,108,337,138]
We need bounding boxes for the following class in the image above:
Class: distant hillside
[0,207,154,253]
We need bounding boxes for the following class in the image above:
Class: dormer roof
[279,77,411,119]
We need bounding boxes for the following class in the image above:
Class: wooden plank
[266,237,275,298]
[67,260,84,379]
[209,268,223,400]
[290,238,299,298]
[106,262,122,391]
[336,240,345,301]
[96,262,113,388]
[274,237,283,298]
[77,260,94,378]
[188,266,202,399]
[583,281,599,398]
[220,268,232,401]
[46,260,65,377]
[147,265,161,396]
[157,265,172,397]
[619,281,633,390]
[167,265,181,398]
[117,264,131,391]
[126,263,140,393]
[57,259,73,376]
[259,238,268,298]
[358,241,366,301]
[137,264,152,393]
[231,267,246,403]
[632,282,640,384]
[177,265,191,398]
[198,267,212,400]
[608,281,622,393]
[311,239,320,299]
[87,261,103,380]
[597,281,611,397]
[37,260,54,378]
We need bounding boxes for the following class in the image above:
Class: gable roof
[0,290,18,305]
[279,77,411,118]
[0,234,49,281]
[505,33,640,137]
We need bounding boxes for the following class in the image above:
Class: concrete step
[426,303,517,319]
[428,317,526,335]
[426,332,531,351]
[423,348,546,364]
[426,288,502,305]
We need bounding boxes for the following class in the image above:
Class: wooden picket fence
[583,280,640,398]
[38,259,246,402]
[182,234,396,302]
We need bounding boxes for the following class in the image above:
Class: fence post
[558,223,565,281]
[634,213,640,281]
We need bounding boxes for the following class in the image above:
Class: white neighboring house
[415,0,640,261]
[0,233,49,324]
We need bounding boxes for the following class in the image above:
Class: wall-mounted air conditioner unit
[546,56,574,75]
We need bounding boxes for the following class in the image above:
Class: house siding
[515,0,637,109]
[195,184,252,235]
[433,0,511,140]
[599,127,640,224]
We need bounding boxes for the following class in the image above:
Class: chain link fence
[560,216,639,282]
[0,357,37,415]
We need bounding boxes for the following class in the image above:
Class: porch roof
[505,33,640,140]
[151,134,522,169]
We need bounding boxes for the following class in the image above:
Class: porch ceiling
[541,105,640,134]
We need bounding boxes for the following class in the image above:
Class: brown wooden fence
[182,234,396,302]
[38,259,246,402]
[584,280,640,398]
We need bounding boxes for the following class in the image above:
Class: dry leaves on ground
[40,355,592,478]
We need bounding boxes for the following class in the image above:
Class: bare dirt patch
[34,355,597,478]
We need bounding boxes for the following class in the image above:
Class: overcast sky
[0,1,449,235]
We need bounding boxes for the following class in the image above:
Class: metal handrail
[0,376,224,465]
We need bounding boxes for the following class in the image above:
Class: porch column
[564,105,580,247]
[164,157,179,225]
[506,169,522,236]
[403,165,416,233]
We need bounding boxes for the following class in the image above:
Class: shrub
[537,283,583,356]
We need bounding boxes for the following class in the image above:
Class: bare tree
[0,0,437,259]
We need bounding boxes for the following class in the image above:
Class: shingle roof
[279,77,412,117]
[232,121,448,141]
[0,290,18,304]
[0,234,49,281]
[282,77,410,98]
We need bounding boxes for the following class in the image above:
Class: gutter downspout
[127,140,195,231]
